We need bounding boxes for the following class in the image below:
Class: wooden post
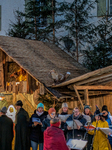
[74,85,84,111]
[13,93,16,105]
[0,50,4,92]
[84,89,89,105]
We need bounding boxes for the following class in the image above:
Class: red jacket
[44,126,69,150]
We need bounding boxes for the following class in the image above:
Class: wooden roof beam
[75,72,112,86]
[75,85,112,90]
[53,65,112,87]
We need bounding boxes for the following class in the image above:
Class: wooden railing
[6,81,27,94]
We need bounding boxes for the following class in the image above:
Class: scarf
[36,111,44,116]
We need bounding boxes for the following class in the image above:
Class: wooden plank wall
[68,94,112,115]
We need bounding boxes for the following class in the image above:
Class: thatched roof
[0,36,88,86]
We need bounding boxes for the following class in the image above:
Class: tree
[83,17,112,71]
[8,0,57,42]
[8,11,29,39]
[57,0,97,62]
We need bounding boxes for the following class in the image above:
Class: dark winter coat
[66,114,87,140]
[29,110,48,143]
[14,108,30,150]
[44,126,69,150]
[59,112,68,139]
[41,115,51,132]
[0,115,13,150]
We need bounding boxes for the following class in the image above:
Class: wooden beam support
[75,72,112,86]
[84,89,89,105]
[75,85,112,90]
[74,85,84,111]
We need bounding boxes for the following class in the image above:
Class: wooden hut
[52,65,112,114]
[0,36,88,115]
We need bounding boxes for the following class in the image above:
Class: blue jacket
[106,116,112,147]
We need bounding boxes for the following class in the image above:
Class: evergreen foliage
[83,17,112,71]
[8,11,29,39]
[8,0,56,42]
[57,0,97,61]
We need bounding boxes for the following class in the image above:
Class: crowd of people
[0,100,112,150]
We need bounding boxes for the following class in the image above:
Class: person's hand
[67,126,72,130]
[34,122,39,126]
[77,125,80,130]
[39,122,42,126]
[109,133,112,137]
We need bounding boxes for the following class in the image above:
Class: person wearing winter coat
[59,103,69,139]
[42,108,56,132]
[102,105,112,147]
[67,107,87,140]
[14,100,30,150]
[0,107,13,150]
[88,108,111,150]
[84,105,94,150]
[44,118,70,150]
[29,103,48,150]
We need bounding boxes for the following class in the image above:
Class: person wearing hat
[84,105,94,122]
[14,100,30,150]
[29,102,48,150]
[58,103,69,139]
[0,107,13,150]
[44,118,70,150]
[88,106,111,150]
[102,105,112,147]
[42,107,56,132]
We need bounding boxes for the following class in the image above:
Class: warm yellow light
[0,97,4,101]
[16,82,20,85]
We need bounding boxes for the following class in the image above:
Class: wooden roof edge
[52,65,112,88]
[0,47,45,86]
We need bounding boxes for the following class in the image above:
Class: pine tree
[8,0,57,42]
[8,11,29,39]
[57,0,97,62]
[83,17,112,71]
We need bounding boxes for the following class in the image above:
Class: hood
[45,126,60,137]
[6,105,16,122]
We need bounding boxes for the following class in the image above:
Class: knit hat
[62,103,68,108]
[50,118,60,127]
[15,100,23,107]
[84,105,90,110]
[102,105,108,112]
[37,103,44,109]
[0,107,7,114]
[48,108,56,115]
